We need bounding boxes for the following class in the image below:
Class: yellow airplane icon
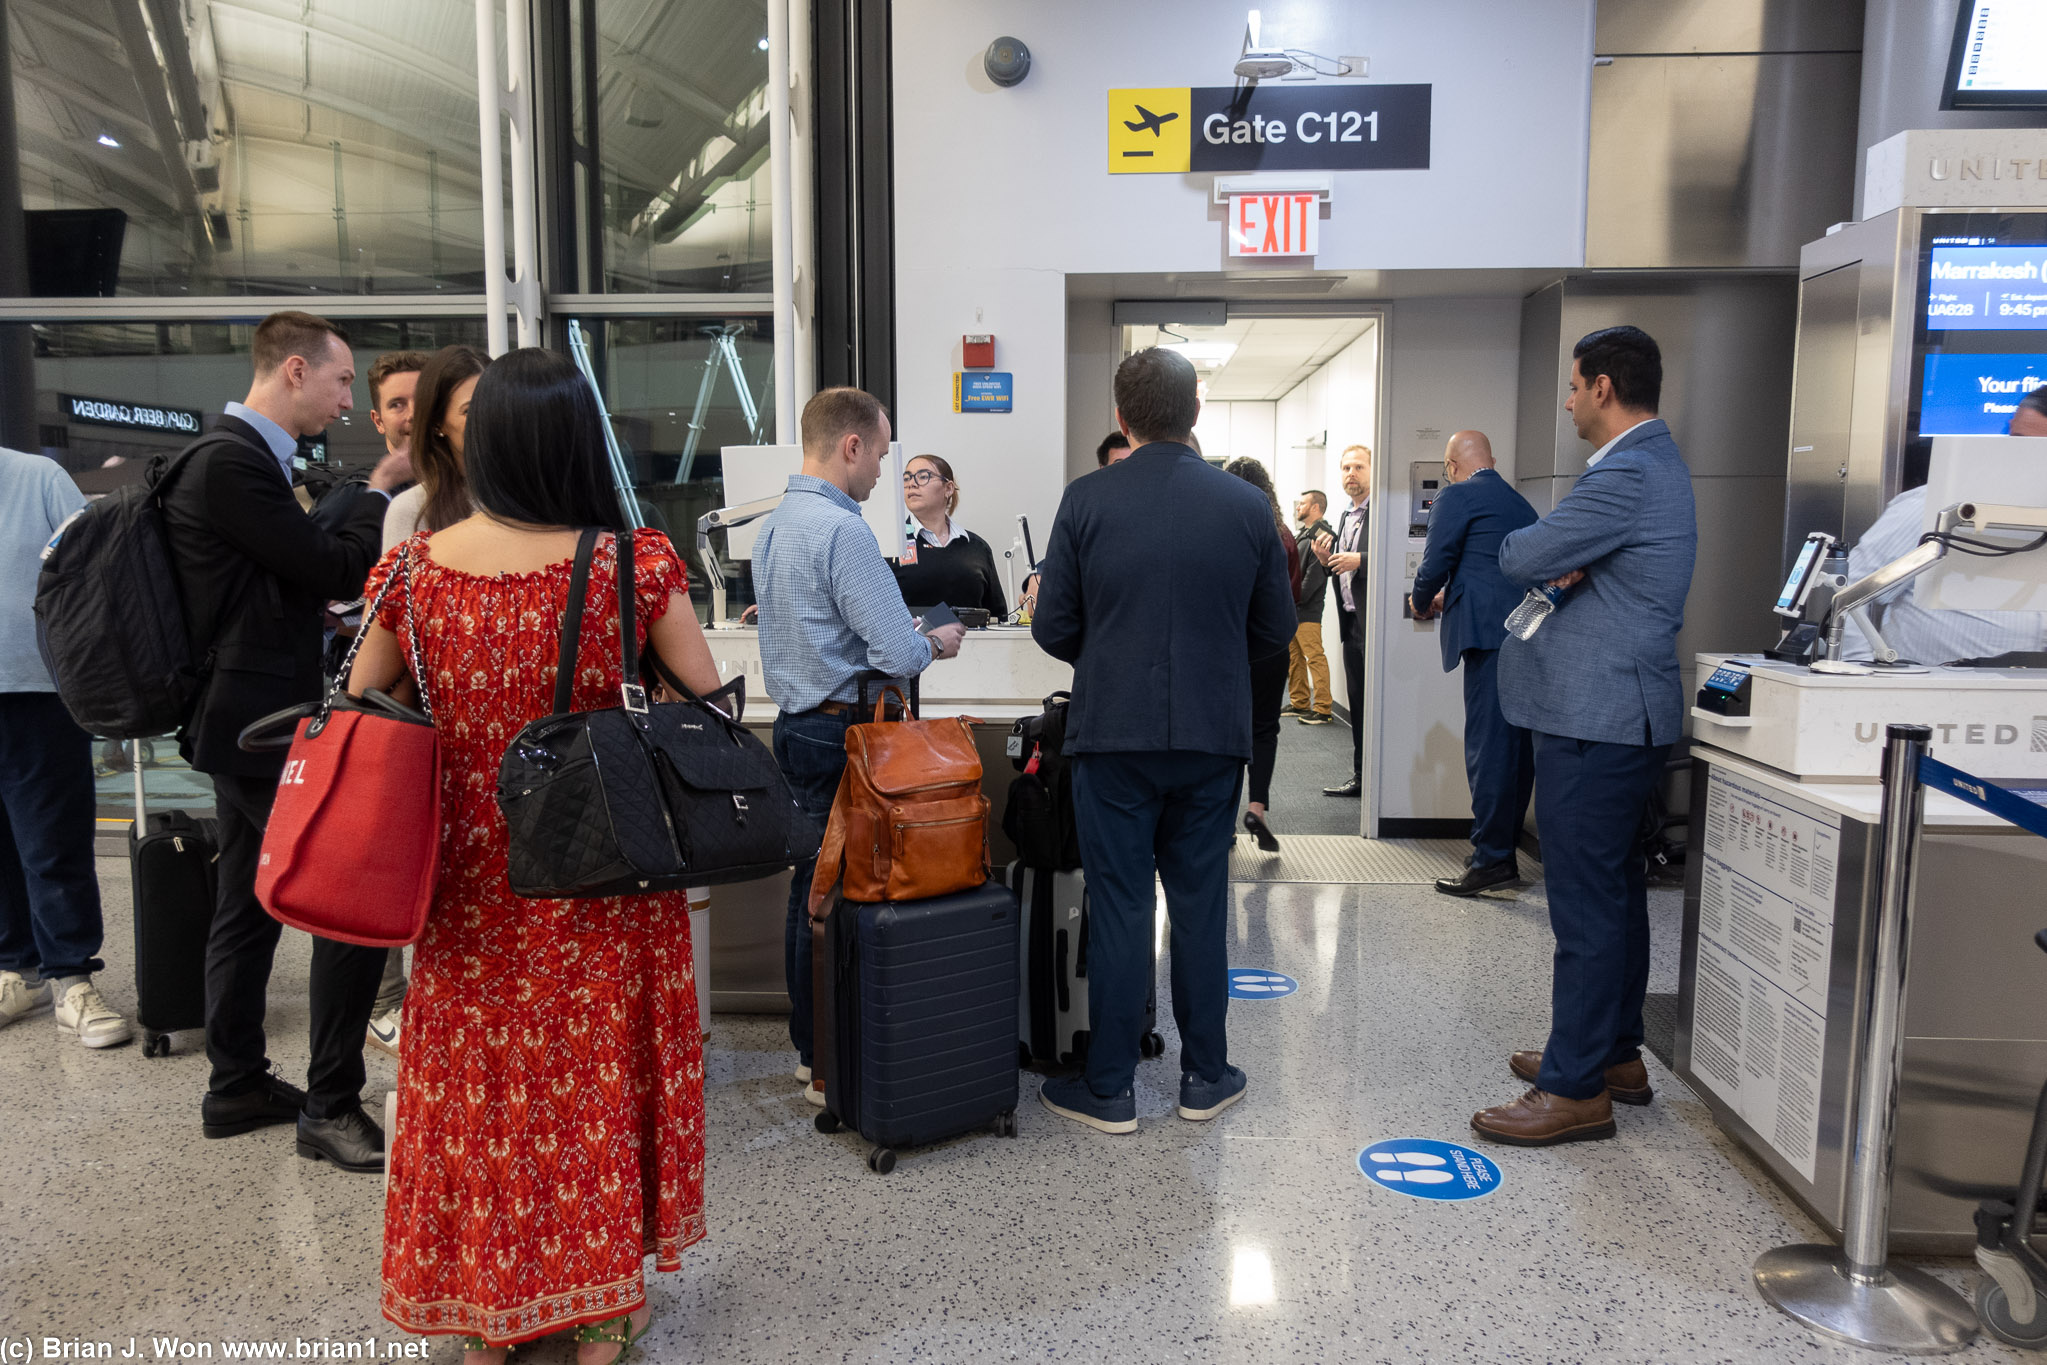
[1108,88,1192,173]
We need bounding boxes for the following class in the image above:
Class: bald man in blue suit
[1411,430,1538,897]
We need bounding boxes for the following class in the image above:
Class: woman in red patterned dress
[347,349,722,1365]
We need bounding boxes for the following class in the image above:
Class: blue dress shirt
[753,474,932,713]
[223,401,299,483]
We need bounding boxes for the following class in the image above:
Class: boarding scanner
[1675,436,2047,1252]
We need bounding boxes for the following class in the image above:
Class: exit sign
[1228,193,1319,257]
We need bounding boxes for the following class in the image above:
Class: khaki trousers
[1287,620,1333,715]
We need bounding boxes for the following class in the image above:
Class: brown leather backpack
[806,686,989,914]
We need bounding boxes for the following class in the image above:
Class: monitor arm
[696,494,785,623]
[1822,500,2047,661]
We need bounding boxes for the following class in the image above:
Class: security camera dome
[1234,49,1293,80]
[985,37,1031,88]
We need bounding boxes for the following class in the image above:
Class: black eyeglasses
[903,469,948,487]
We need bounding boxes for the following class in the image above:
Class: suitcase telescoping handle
[132,737,146,824]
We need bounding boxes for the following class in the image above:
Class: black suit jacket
[1331,499,1370,643]
[160,416,388,776]
[1293,518,1332,623]
[1031,442,1295,760]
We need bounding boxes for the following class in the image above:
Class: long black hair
[1224,456,1289,543]
[463,347,629,529]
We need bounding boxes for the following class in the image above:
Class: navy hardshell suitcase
[814,883,1021,1172]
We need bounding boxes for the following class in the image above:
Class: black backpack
[1004,690,1081,871]
[33,443,214,739]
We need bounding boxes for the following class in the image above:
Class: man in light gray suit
[1471,325,1697,1148]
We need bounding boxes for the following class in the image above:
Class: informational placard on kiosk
[1689,768,1842,1182]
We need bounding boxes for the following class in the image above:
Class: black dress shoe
[1435,860,1520,897]
[1243,810,1281,853]
[1323,775,1361,798]
[202,1073,309,1139]
[296,1106,386,1174]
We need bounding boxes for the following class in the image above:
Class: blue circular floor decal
[1227,968,1297,1000]
[1358,1139,1502,1201]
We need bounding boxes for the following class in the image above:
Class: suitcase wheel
[866,1146,896,1175]
[143,1030,173,1059]
[1017,1041,1034,1069]
[814,1111,841,1135]
[995,1109,1018,1139]
[1140,1031,1166,1060]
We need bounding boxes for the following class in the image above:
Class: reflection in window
[7,0,494,296]
[22,317,491,481]
[572,0,773,293]
[574,316,774,617]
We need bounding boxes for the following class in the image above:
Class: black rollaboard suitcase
[1006,861,1165,1067]
[129,808,218,1057]
[813,882,1021,1173]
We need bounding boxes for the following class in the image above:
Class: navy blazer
[1496,419,1698,747]
[1032,443,1295,759]
[1409,468,1538,671]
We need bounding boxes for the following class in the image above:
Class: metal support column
[1753,723,1977,1353]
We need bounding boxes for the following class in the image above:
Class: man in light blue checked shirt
[754,387,965,1096]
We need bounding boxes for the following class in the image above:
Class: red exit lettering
[1228,192,1320,257]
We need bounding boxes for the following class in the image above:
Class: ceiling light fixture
[757,36,769,51]
[96,134,121,148]
[1159,339,1239,367]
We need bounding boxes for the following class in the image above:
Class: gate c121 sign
[1108,85,1430,175]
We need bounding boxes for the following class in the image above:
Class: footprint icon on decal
[1357,1139,1501,1202]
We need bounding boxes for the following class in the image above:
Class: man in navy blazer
[1471,326,1697,1149]
[1032,347,1295,1134]
[1411,431,1538,897]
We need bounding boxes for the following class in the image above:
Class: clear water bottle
[1505,584,1567,640]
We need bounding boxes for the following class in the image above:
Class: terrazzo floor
[1,858,2032,1364]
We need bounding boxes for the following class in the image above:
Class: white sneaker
[53,980,133,1049]
[803,1082,826,1108]
[793,1063,812,1084]
[0,971,52,1027]
[366,1008,402,1059]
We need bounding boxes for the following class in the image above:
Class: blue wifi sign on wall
[1358,1139,1502,1202]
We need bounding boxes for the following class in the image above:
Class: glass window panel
[586,0,772,293]
[10,313,493,823]
[572,315,775,617]
[7,0,499,296]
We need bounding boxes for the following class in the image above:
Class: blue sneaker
[1178,1066,1248,1121]
[1039,1074,1137,1134]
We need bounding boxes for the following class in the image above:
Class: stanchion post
[1752,723,1977,1353]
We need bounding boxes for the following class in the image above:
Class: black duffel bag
[498,528,819,898]
[1003,690,1081,871]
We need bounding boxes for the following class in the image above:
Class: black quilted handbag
[497,528,820,898]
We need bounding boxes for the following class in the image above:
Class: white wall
[894,0,1595,600]
[1192,401,1277,468]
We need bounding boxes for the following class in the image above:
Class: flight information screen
[1913,215,2047,443]
[1943,0,2047,109]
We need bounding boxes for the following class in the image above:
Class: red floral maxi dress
[370,528,706,1346]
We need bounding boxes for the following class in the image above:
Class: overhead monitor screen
[1942,0,2047,109]
[1912,214,2047,446]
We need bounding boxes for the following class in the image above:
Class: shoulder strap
[617,526,640,693]
[551,528,602,716]
[806,768,854,918]
[147,431,241,506]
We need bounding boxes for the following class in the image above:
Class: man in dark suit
[161,311,410,1171]
[1313,445,1371,796]
[1032,348,1294,1133]
[1472,326,1696,1148]
[1411,431,1539,896]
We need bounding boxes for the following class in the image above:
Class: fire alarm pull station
[963,334,995,369]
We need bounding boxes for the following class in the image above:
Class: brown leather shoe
[1508,1050,1654,1106]
[1471,1087,1616,1146]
